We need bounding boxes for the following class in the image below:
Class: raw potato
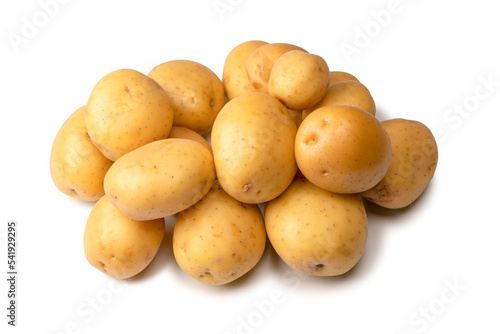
[295,105,391,194]
[168,126,212,156]
[246,43,307,93]
[50,106,113,201]
[265,177,368,276]
[86,69,174,161]
[84,196,165,279]
[268,50,330,110]
[303,80,376,119]
[104,138,215,221]
[173,181,266,285]
[148,60,225,134]
[211,92,297,204]
[329,71,359,85]
[222,40,269,100]
[361,118,438,209]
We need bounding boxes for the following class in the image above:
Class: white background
[1,0,500,333]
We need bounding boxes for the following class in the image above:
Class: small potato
[168,126,212,156]
[212,93,297,204]
[86,69,174,161]
[50,106,113,201]
[104,138,215,221]
[246,43,307,93]
[329,71,359,85]
[148,60,225,134]
[222,40,269,100]
[295,105,391,194]
[268,50,330,110]
[361,119,438,209]
[84,196,165,279]
[173,181,266,285]
[265,177,368,276]
[303,80,376,119]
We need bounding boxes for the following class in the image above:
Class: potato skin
[86,69,174,161]
[50,106,113,201]
[265,177,368,276]
[104,138,215,221]
[211,93,297,204]
[84,196,165,279]
[295,105,391,194]
[329,71,359,85]
[361,119,438,209]
[173,181,266,285]
[168,126,212,156]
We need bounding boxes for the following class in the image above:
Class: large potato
[86,69,174,161]
[222,40,269,100]
[361,119,438,209]
[84,196,165,279]
[173,181,266,285]
[50,106,113,201]
[295,105,391,194]
[104,138,215,221]
[148,60,225,134]
[265,177,368,276]
[211,93,297,204]
[268,50,330,110]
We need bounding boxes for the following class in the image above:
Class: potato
[148,60,225,134]
[104,138,215,221]
[50,106,113,201]
[84,196,165,279]
[329,71,359,85]
[211,92,297,204]
[303,80,376,119]
[173,181,266,285]
[268,50,330,110]
[295,105,391,194]
[361,119,438,209]
[168,126,212,156]
[246,43,307,93]
[86,69,174,161]
[222,40,269,100]
[265,177,368,276]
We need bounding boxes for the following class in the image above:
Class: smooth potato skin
[84,196,165,279]
[168,126,212,156]
[173,181,266,285]
[50,106,113,201]
[104,138,215,221]
[295,105,391,194]
[329,71,359,85]
[361,119,438,209]
[265,177,368,276]
[86,69,174,161]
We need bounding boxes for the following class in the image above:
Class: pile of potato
[50,40,438,285]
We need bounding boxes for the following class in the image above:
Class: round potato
[268,50,330,110]
[168,126,212,156]
[173,181,266,285]
[265,177,368,276]
[211,93,297,204]
[361,118,438,209]
[84,196,165,279]
[295,105,391,194]
[246,43,307,93]
[104,138,215,221]
[148,60,225,134]
[222,40,269,100]
[329,71,359,85]
[50,106,113,201]
[86,69,174,161]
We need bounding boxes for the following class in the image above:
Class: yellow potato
[287,108,303,129]
[173,181,266,285]
[361,118,438,209]
[246,43,307,93]
[84,196,165,279]
[295,105,391,194]
[268,50,330,110]
[148,60,225,134]
[168,126,212,156]
[104,138,215,221]
[265,177,368,276]
[211,93,297,203]
[86,69,174,161]
[222,40,269,100]
[50,106,113,201]
[329,71,359,85]
[303,80,376,119]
